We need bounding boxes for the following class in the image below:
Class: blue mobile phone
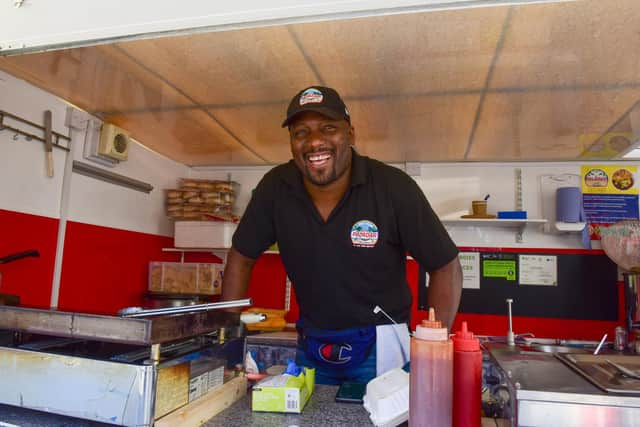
[335,381,366,403]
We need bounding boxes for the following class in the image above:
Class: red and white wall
[0,69,188,313]
[1,69,637,342]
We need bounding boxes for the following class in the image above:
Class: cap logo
[351,220,379,248]
[299,88,323,106]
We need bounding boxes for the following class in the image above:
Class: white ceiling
[1,0,639,166]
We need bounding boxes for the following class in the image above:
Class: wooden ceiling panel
[492,0,640,89]
[289,6,508,96]
[115,26,318,107]
[347,95,479,163]
[103,108,264,166]
[0,46,193,114]
[209,104,292,164]
[468,88,640,161]
[1,1,638,166]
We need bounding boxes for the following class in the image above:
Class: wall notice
[582,165,639,239]
[519,254,558,286]
[459,252,480,289]
[482,253,517,281]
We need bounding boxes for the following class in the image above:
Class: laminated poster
[518,254,558,286]
[581,165,639,239]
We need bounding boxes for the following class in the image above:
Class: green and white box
[251,367,315,413]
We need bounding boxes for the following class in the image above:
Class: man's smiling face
[289,111,354,187]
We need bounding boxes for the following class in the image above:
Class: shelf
[162,247,280,262]
[555,222,586,232]
[441,218,547,227]
[162,247,229,262]
[440,218,547,243]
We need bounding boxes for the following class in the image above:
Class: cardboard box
[251,367,315,413]
[149,262,223,295]
[174,221,237,248]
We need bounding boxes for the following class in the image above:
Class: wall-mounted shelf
[162,247,229,263]
[554,222,586,232]
[440,218,548,243]
[162,247,280,263]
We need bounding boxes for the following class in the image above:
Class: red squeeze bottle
[452,321,482,427]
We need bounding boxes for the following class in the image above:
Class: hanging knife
[44,110,53,177]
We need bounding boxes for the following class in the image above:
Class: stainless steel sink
[523,344,590,354]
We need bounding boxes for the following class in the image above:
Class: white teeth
[308,153,330,162]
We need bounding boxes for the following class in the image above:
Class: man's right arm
[221,247,257,302]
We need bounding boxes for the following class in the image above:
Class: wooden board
[155,375,248,427]
[155,363,190,419]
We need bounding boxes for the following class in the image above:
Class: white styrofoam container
[174,221,237,248]
[363,368,409,427]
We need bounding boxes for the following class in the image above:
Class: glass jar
[614,326,628,351]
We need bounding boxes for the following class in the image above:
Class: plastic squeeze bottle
[409,307,453,427]
[452,321,482,427]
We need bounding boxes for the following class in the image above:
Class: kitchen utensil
[593,333,608,355]
[605,359,640,380]
[44,110,53,177]
[0,249,40,306]
[0,249,40,264]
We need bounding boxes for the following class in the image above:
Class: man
[222,86,462,385]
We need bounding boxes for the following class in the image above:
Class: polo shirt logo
[350,220,379,247]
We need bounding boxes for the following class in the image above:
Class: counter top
[203,384,372,427]
[0,384,507,427]
[0,385,372,427]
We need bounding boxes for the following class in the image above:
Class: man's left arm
[426,256,462,331]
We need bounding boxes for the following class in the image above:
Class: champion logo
[317,343,352,364]
[299,88,323,105]
[350,220,379,247]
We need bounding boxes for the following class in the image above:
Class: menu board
[582,165,639,240]
[418,250,618,320]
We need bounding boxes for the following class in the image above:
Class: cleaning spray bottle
[452,321,482,427]
[409,307,453,427]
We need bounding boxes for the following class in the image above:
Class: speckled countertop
[0,385,378,427]
[203,384,377,427]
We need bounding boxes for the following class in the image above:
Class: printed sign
[519,254,557,286]
[459,252,480,289]
[582,165,639,239]
[483,260,517,281]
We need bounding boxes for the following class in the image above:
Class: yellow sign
[582,165,638,195]
[579,133,634,159]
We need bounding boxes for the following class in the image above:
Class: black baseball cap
[282,86,350,127]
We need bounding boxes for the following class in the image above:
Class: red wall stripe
[1,208,625,341]
[0,209,58,308]
[59,221,177,314]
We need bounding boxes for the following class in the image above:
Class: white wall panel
[67,141,186,237]
[0,71,68,218]
[194,160,639,250]
[0,69,188,236]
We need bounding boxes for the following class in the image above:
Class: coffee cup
[471,200,488,216]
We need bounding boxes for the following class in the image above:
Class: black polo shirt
[232,151,458,330]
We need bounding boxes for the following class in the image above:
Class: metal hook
[12,133,19,141]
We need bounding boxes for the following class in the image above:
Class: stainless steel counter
[485,343,640,427]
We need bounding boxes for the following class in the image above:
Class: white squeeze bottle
[409,307,453,427]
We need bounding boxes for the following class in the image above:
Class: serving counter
[0,385,508,427]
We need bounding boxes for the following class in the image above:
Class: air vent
[98,124,130,161]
